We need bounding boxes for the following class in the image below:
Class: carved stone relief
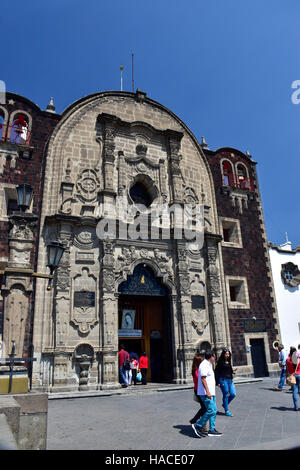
[190,274,208,335]
[71,268,98,334]
[3,286,28,357]
[74,226,97,249]
[76,169,100,203]
[55,296,70,346]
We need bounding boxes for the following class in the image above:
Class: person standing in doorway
[215,348,237,416]
[139,352,148,385]
[191,350,223,437]
[118,344,129,387]
[274,344,287,391]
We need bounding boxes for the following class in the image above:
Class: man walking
[191,350,223,437]
[118,344,129,387]
[274,344,287,391]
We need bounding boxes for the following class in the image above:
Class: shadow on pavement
[173,425,200,439]
[270,406,298,412]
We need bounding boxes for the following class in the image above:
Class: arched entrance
[118,264,173,383]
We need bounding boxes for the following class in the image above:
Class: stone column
[100,241,119,389]
[52,351,71,389]
[175,242,194,384]
[167,131,184,204]
[169,293,182,384]
[205,233,227,355]
[99,116,117,219]
[2,212,37,358]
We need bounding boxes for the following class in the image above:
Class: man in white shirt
[192,350,223,437]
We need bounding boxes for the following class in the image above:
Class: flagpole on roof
[120,66,124,91]
[132,53,134,92]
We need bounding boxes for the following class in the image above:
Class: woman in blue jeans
[215,349,237,417]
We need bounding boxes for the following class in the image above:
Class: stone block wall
[0,93,60,357]
[205,148,279,367]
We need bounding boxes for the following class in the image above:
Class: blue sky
[1,0,300,247]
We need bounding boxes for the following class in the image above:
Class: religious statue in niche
[71,268,98,334]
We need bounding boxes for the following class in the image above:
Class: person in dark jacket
[215,348,237,417]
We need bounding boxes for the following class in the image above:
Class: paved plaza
[46,377,300,451]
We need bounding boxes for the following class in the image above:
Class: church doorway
[118,265,173,383]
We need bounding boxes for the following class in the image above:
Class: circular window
[129,182,153,208]
[284,269,294,281]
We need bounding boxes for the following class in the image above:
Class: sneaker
[198,427,208,436]
[208,429,223,437]
[191,424,203,438]
[274,387,283,391]
[225,410,233,417]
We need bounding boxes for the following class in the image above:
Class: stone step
[48,377,263,400]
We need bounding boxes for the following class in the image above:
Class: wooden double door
[118,295,172,382]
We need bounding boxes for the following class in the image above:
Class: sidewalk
[47,377,300,450]
[47,376,262,400]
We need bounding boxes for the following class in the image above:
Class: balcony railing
[223,173,254,191]
[0,124,32,146]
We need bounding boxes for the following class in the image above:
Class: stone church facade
[0,90,280,393]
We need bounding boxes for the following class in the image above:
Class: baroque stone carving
[74,226,97,249]
[3,286,28,357]
[56,268,70,291]
[71,268,98,334]
[76,168,100,203]
[74,344,94,391]
[55,296,69,346]
[9,218,35,240]
[117,246,138,271]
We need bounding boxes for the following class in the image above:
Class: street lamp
[46,241,65,290]
[16,183,34,212]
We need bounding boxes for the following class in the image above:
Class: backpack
[123,352,130,370]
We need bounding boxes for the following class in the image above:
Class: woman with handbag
[189,352,208,435]
[286,347,299,411]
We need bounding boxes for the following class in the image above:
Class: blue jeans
[278,366,286,389]
[219,377,236,412]
[293,374,300,410]
[196,395,217,431]
[119,366,128,385]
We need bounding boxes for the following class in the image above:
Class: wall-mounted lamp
[16,183,34,212]
[46,241,65,290]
